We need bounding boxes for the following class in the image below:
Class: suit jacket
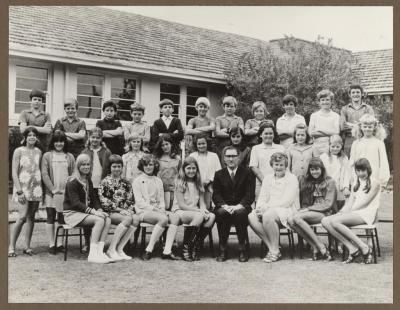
[212,166,255,213]
[150,117,184,150]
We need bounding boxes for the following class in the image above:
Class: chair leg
[288,230,294,259]
[79,228,83,253]
[64,229,69,261]
[54,226,61,249]
[132,227,140,250]
[374,228,381,257]
[141,227,146,253]
[298,235,303,259]
[369,230,377,264]
[208,232,215,258]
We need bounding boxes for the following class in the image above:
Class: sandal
[22,248,35,256]
[311,250,319,261]
[320,248,333,262]
[363,248,374,264]
[8,250,17,258]
[263,252,282,263]
[343,249,360,264]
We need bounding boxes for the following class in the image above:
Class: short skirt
[44,193,65,212]
[63,210,90,228]
[263,207,295,228]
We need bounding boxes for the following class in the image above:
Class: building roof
[9,6,392,94]
[9,6,273,83]
[352,49,393,94]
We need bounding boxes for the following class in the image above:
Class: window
[15,65,48,114]
[111,77,136,121]
[186,86,207,123]
[77,72,103,119]
[160,83,180,117]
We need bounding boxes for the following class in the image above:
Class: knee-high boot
[192,226,211,261]
[182,226,198,262]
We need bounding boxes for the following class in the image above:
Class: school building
[9,6,393,129]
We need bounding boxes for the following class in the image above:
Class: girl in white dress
[350,114,390,187]
[122,133,144,186]
[321,158,379,264]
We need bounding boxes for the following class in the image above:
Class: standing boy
[308,90,340,155]
[53,98,86,158]
[96,100,124,155]
[18,89,52,151]
[340,84,374,157]
[150,99,184,152]
[123,102,150,152]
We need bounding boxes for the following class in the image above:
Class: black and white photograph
[7,5,393,303]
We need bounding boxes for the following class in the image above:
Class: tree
[224,36,359,123]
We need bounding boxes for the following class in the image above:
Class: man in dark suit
[150,99,184,152]
[212,146,256,262]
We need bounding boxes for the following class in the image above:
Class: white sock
[145,224,165,252]
[163,224,178,255]
[45,223,55,247]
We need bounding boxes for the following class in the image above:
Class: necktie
[230,171,235,180]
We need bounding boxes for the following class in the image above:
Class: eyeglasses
[224,154,238,158]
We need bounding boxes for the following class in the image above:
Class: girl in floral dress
[9,127,43,257]
[99,155,140,261]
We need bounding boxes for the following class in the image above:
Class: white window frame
[9,58,53,126]
[75,67,139,128]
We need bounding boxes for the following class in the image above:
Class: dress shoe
[161,252,181,260]
[216,250,227,262]
[238,250,249,262]
[141,251,152,261]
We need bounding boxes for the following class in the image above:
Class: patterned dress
[12,146,42,202]
[99,176,135,213]
[158,156,180,192]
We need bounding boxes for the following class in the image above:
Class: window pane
[15,102,31,114]
[16,66,48,80]
[77,96,102,109]
[16,78,47,91]
[187,106,197,117]
[160,93,180,105]
[187,96,197,107]
[77,107,101,119]
[15,90,31,103]
[78,84,103,96]
[117,110,132,121]
[77,73,103,85]
[111,88,135,100]
[111,77,136,90]
[160,83,180,94]
[187,86,207,97]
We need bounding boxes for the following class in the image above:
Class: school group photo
[7,5,393,304]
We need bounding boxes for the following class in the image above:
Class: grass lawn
[8,192,393,303]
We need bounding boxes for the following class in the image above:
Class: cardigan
[63,178,101,214]
[132,174,165,214]
[41,151,75,196]
[299,176,337,214]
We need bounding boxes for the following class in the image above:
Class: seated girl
[132,154,181,260]
[99,155,140,261]
[321,158,380,264]
[171,157,216,261]
[63,154,112,264]
[189,134,221,210]
[248,152,299,263]
[287,157,336,261]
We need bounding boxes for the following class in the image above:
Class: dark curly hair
[137,154,160,176]
[153,134,179,159]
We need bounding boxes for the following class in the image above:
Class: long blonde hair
[352,114,386,140]
[70,153,91,181]
[175,157,204,193]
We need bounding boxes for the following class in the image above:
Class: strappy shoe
[8,250,17,258]
[263,252,282,263]
[23,248,35,256]
[311,250,319,261]
[343,249,361,264]
[363,248,374,264]
[320,248,333,261]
